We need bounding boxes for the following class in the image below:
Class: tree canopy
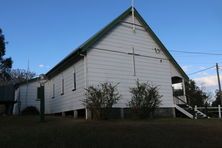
[0,28,12,81]
[211,90,221,107]
[10,69,36,82]
[0,69,36,85]
[185,80,210,107]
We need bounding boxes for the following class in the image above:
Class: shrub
[128,80,162,119]
[83,82,121,120]
[21,106,39,115]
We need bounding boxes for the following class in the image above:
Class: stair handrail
[174,96,193,111]
[174,95,209,118]
[174,95,187,104]
[175,104,193,119]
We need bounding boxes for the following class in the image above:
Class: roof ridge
[46,7,132,77]
[46,7,189,80]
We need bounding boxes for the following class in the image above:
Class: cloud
[194,75,220,87]
[38,64,49,68]
[38,64,45,68]
[182,65,192,72]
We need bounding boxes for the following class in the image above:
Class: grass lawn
[0,116,222,148]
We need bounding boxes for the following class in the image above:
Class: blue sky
[0,0,222,91]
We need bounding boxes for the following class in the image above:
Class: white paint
[85,108,91,120]
[195,105,197,119]
[175,104,193,119]
[13,88,20,114]
[44,59,85,114]
[15,59,85,114]
[182,78,187,102]
[14,14,187,117]
[74,110,78,119]
[16,81,40,112]
[87,15,182,108]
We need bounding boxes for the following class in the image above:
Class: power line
[170,50,222,56]
[188,66,215,75]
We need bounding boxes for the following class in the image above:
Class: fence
[196,105,222,119]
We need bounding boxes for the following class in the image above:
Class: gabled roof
[46,7,189,80]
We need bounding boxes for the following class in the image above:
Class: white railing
[175,104,193,119]
[196,105,221,119]
[173,96,186,105]
[174,96,208,119]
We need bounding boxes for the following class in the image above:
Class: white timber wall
[14,14,185,114]
[44,59,85,114]
[16,81,40,112]
[170,64,183,78]
[15,59,85,114]
[87,14,184,108]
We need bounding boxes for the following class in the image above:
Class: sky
[0,0,222,93]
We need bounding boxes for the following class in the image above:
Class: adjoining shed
[0,84,16,115]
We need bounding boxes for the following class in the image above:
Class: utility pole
[216,63,222,105]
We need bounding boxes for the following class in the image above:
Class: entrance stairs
[174,96,208,119]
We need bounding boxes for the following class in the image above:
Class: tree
[212,90,221,107]
[10,69,36,82]
[128,80,162,119]
[185,80,210,107]
[0,28,12,81]
[0,69,36,85]
[83,82,121,120]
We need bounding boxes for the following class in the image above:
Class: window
[61,77,64,95]
[72,70,76,91]
[52,83,55,98]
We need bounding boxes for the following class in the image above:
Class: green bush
[129,80,162,119]
[83,82,121,120]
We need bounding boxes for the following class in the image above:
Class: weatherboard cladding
[15,7,187,114]
[46,7,188,80]
[86,14,177,108]
[16,59,85,114]
[44,59,85,113]
[18,81,40,111]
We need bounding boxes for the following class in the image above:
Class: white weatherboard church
[13,7,198,119]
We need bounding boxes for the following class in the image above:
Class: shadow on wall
[0,84,16,115]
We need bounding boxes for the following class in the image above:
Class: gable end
[46,7,188,80]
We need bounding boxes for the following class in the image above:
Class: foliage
[185,80,210,107]
[83,82,121,120]
[0,69,36,85]
[128,80,162,119]
[212,90,221,107]
[0,28,12,81]
[10,69,36,82]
